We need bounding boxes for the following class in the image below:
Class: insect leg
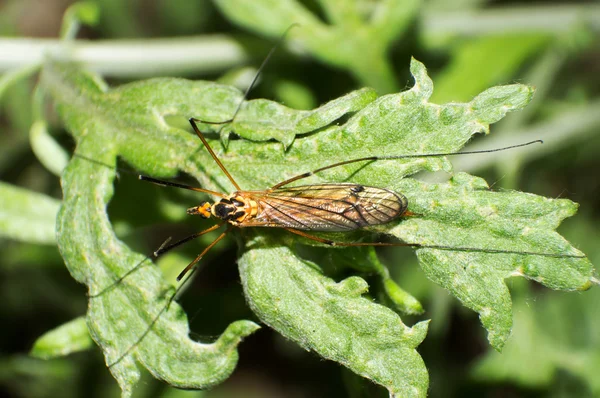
[90,223,224,299]
[187,25,299,191]
[107,226,232,368]
[98,223,230,368]
[176,225,234,281]
[189,118,242,191]
[74,152,228,198]
[271,141,543,189]
[140,175,228,198]
[284,228,585,258]
[284,228,418,248]
[154,223,225,257]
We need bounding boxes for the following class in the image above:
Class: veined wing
[243,183,408,231]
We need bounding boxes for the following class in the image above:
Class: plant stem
[3,5,598,78]
[0,35,249,77]
[423,4,600,37]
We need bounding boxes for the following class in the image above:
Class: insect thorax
[210,195,258,225]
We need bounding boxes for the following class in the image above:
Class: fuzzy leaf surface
[239,243,430,397]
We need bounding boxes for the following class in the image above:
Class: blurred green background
[1,0,599,397]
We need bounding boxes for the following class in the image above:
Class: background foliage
[0,0,599,397]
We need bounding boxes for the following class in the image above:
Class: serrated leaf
[43,57,595,396]
[388,174,593,349]
[325,246,424,315]
[30,316,94,359]
[222,87,377,148]
[0,181,60,244]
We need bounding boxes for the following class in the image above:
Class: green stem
[423,4,600,37]
[3,5,597,79]
[0,35,249,77]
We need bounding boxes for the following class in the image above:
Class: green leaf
[30,316,94,359]
[222,87,377,148]
[0,64,40,101]
[472,217,600,393]
[326,246,424,315]
[43,56,595,396]
[0,181,60,244]
[45,63,261,395]
[213,0,421,92]
[239,242,429,397]
[60,1,100,40]
[388,174,593,349]
[273,78,317,110]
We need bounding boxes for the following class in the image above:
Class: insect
[139,118,573,284]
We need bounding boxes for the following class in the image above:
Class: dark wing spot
[350,185,365,193]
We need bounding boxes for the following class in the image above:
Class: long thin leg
[89,237,174,298]
[103,224,228,368]
[73,153,124,177]
[176,225,233,281]
[107,287,176,368]
[285,228,584,258]
[187,25,299,191]
[139,175,228,198]
[285,228,419,248]
[155,223,225,256]
[88,256,154,299]
[271,140,543,189]
[76,143,228,198]
[90,224,225,298]
[189,118,242,191]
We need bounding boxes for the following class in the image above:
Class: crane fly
[136,118,578,284]
[140,118,410,282]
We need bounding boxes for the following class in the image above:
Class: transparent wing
[243,184,407,231]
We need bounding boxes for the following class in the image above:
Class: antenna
[193,24,298,126]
